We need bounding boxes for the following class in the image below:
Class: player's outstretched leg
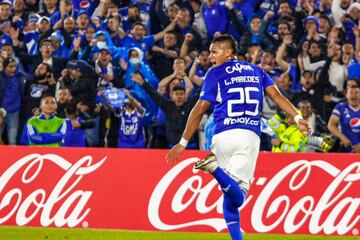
[223,197,243,240]
[195,153,246,240]
[195,153,246,207]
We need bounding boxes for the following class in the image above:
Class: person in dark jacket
[59,59,99,147]
[15,38,69,80]
[0,57,28,144]
[132,72,199,148]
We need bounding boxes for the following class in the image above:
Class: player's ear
[225,48,233,59]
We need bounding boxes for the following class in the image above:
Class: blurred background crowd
[0,0,359,152]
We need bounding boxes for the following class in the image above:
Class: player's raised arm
[265,85,312,135]
[166,99,211,163]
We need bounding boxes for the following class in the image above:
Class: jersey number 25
[227,87,260,117]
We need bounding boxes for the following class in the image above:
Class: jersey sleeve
[261,69,275,89]
[331,103,342,118]
[144,35,155,50]
[199,69,217,104]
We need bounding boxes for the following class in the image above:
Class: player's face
[209,42,232,66]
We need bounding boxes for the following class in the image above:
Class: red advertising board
[0,146,358,236]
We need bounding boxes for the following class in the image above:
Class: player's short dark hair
[211,34,238,54]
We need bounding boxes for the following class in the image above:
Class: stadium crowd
[0,0,359,152]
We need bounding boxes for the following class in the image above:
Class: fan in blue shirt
[328,79,360,153]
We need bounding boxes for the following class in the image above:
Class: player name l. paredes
[148,158,360,235]
[0,154,106,227]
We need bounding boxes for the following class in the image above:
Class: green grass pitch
[0,226,359,240]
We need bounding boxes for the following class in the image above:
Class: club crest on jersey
[225,63,254,74]
[349,117,360,132]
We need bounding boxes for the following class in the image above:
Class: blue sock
[223,197,243,240]
[212,168,245,207]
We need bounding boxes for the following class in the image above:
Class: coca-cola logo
[0,154,106,227]
[148,158,360,235]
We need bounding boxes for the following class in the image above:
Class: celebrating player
[166,34,311,240]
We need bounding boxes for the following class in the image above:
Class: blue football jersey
[200,60,274,136]
[118,110,145,148]
[331,101,360,150]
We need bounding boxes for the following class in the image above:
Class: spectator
[56,86,72,118]
[26,93,66,146]
[332,0,352,28]
[203,0,228,40]
[318,14,332,39]
[132,73,199,148]
[328,79,360,153]
[154,1,179,31]
[269,111,309,152]
[188,49,211,89]
[298,40,326,73]
[239,15,274,52]
[150,30,180,79]
[59,60,99,146]
[76,10,90,34]
[94,48,119,90]
[292,70,332,116]
[299,99,334,152]
[0,0,12,25]
[158,57,193,99]
[319,44,348,120]
[117,89,145,148]
[38,0,61,27]
[0,57,28,145]
[16,38,68,80]
[190,0,207,39]
[124,47,158,126]
[120,17,178,60]
[275,34,300,91]
[174,8,203,52]
[63,100,95,147]
[24,62,55,118]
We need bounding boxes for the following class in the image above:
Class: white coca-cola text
[148,158,360,235]
[0,154,106,227]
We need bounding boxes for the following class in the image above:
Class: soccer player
[166,34,311,240]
